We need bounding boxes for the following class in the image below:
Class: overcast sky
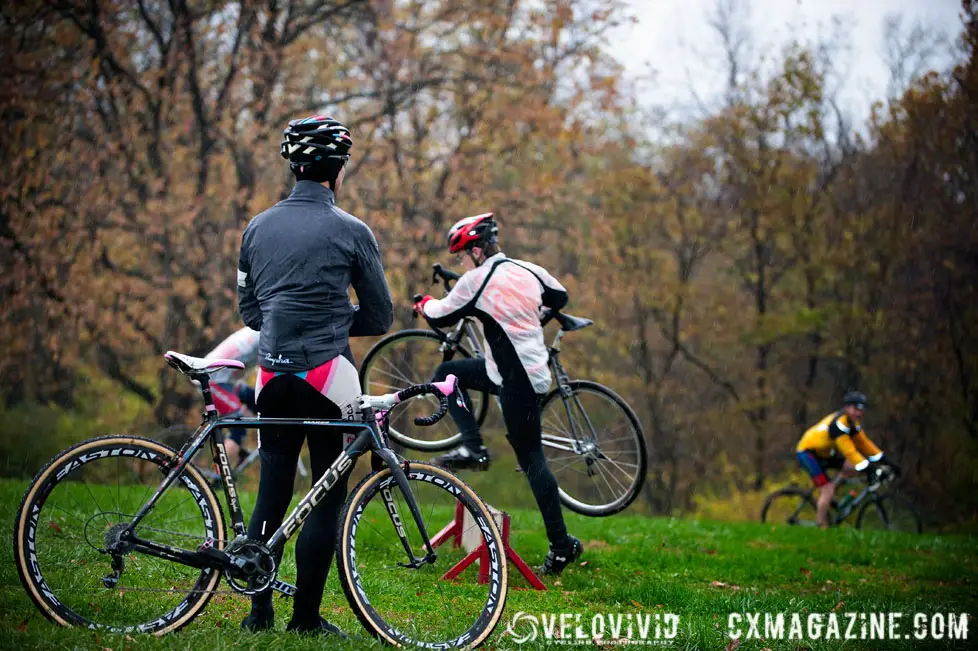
[607,0,964,123]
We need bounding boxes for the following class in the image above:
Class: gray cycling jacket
[237,181,393,372]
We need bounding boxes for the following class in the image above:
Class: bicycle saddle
[553,312,593,332]
[164,351,245,377]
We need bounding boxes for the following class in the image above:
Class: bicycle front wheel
[337,462,508,648]
[360,329,490,452]
[541,381,647,516]
[856,494,923,533]
[13,436,226,634]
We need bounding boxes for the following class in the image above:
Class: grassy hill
[1,477,975,650]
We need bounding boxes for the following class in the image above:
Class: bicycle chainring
[223,537,277,595]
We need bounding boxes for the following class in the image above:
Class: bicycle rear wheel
[337,462,507,648]
[359,329,490,451]
[856,494,923,533]
[541,381,647,516]
[760,487,820,526]
[13,436,225,634]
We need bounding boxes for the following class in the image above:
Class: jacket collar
[290,180,335,204]
[480,252,507,266]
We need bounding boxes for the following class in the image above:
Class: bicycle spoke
[592,459,630,496]
[598,455,642,477]
[584,457,620,497]
[375,357,417,387]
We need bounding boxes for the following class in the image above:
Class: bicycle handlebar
[364,374,459,427]
[432,263,460,290]
[397,375,456,426]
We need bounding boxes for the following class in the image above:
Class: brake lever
[412,293,423,320]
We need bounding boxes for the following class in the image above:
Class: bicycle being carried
[14,350,508,647]
[760,465,922,532]
[359,263,648,517]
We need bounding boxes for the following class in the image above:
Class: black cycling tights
[247,373,349,624]
[434,358,569,546]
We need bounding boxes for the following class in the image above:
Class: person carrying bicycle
[204,326,260,465]
[796,391,901,528]
[414,213,583,575]
[237,115,393,634]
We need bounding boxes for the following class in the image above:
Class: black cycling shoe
[538,535,583,576]
[286,616,348,638]
[430,445,491,471]
[241,604,274,632]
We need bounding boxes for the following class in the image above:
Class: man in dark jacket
[237,115,392,634]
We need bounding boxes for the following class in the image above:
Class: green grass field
[1,476,975,650]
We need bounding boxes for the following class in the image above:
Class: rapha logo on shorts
[263,352,293,366]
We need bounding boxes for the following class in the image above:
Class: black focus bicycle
[359,263,648,517]
[14,351,508,647]
[760,466,922,533]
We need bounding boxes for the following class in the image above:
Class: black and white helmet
[280,115,352,174]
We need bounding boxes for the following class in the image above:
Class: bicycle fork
[373,447,439,569]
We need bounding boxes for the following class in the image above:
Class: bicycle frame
[830,477,885,525]
[116,375,439,587]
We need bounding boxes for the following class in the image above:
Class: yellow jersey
[797,410,883,471]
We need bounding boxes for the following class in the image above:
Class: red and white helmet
[447,213,498,254]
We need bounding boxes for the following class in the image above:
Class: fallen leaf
[726,638,741,651]
[800,567,812,579]
[833,601,845,612]
[124,635,134,642]
[580,560,589,567]
[712,581,728,588]
[48,521,63,535]
[17,619,28,633]
[703,548,717,555]
[631,600,644,610]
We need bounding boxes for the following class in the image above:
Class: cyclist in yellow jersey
[796,391,901,527]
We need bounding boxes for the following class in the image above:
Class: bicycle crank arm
[128,537,235,571]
